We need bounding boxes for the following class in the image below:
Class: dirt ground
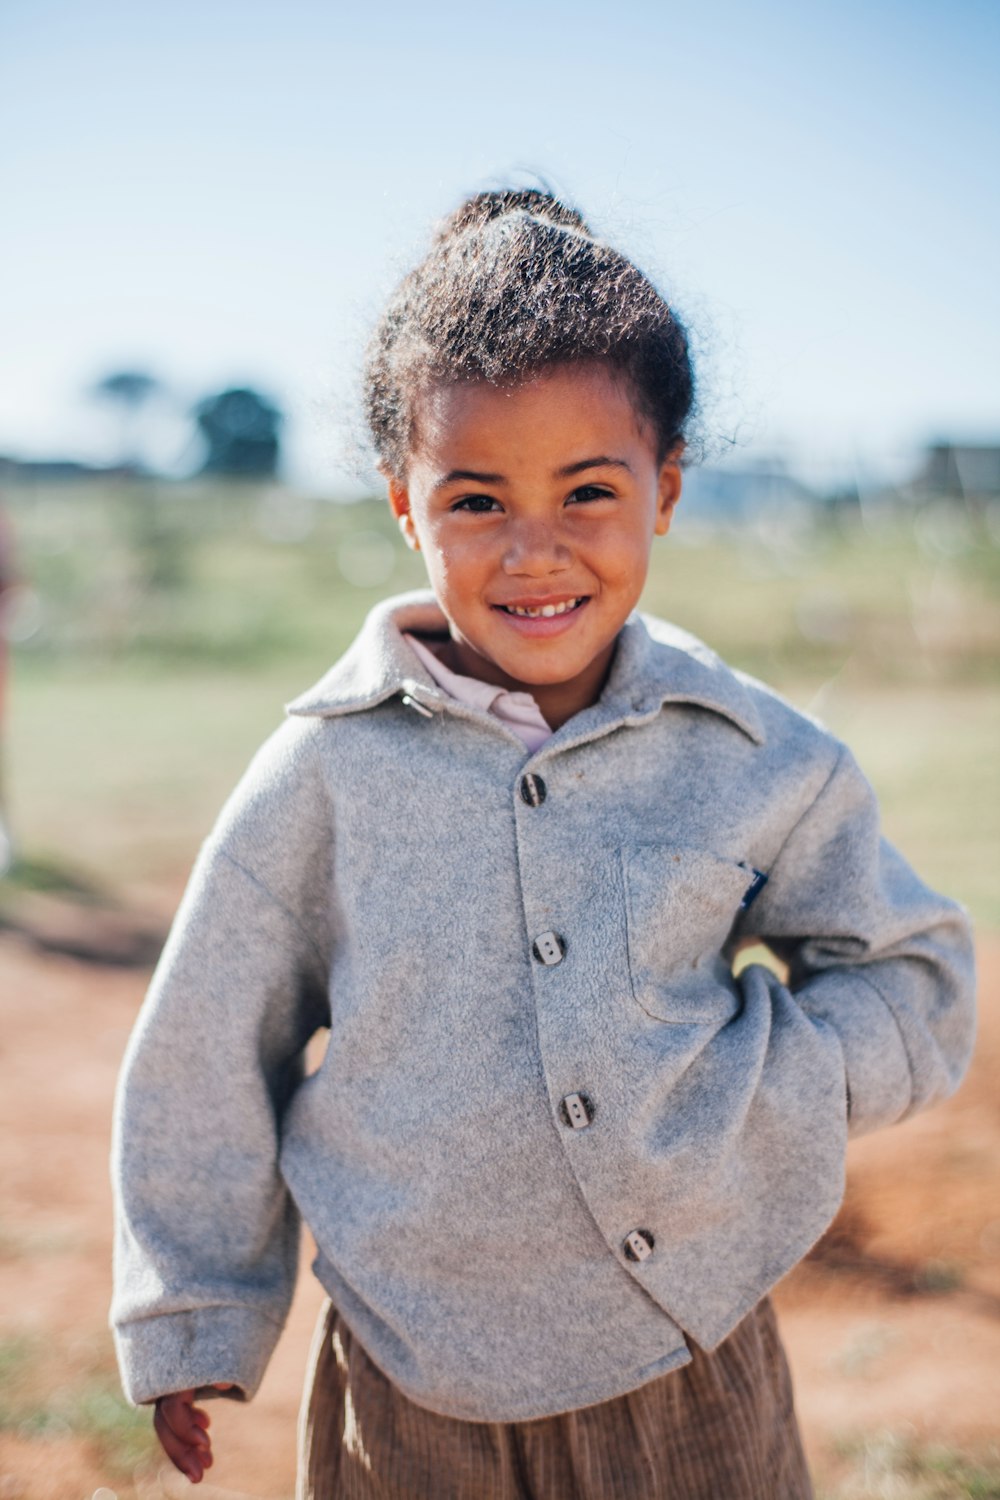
[1,918,998,1500]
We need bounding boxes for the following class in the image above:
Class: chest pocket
[622,845,757,1024]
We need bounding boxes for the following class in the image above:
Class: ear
[653,449,683,537]
[386,474,421,552]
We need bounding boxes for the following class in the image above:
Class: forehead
[409,364,655,475]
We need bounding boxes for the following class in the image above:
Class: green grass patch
[0,1334,37,1391]
[0,1334,156,1474]
[64,1382,158,1473]
[822,1430,1000,1498]
[1,852,112,902]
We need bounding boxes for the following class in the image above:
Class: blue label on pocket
[740,869,769,909]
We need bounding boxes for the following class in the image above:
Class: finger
[160,1396,212,1451]
[158,1399,213,1469]
[154,1403,207,1483]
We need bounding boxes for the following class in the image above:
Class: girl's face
[387,363,682,729]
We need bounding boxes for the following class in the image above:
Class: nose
[502,517,571,577]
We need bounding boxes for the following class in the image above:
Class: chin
[517,665,584,684]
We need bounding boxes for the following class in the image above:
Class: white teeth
[506,597,581,618]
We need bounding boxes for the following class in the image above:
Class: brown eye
[568,485,613,504]
[452,495,501,513]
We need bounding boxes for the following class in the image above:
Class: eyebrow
[432,468,504,492]
[558,456,633,478]
[431,456,633,492]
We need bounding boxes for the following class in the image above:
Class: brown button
[519,773,547,807]
[532,932,566,966]
[623,1229,654,1263]
[559,1092,595,1129]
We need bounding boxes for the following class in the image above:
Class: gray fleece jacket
[111,590,976,1422]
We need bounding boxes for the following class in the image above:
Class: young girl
[111,189,976,1500]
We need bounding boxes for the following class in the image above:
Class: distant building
[678,461,819,527]
[915,444,1000,500]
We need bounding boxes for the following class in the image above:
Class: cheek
[420,531,485,601]
[598,527,653,585]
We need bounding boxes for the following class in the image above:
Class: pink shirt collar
[404,633,553,752]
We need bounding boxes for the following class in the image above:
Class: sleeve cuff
[113,1304,284,1406]
[795,967,913,1137]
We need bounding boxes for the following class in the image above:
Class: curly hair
[363,188,695,479]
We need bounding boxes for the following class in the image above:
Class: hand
[153,1383,233,1484]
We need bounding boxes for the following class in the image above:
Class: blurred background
[1,2,998,1498]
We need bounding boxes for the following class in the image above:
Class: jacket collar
[285,589,765,746]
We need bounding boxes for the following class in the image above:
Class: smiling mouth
[497,597,587,618]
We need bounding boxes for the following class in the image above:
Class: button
[532,931,566,966]
[623,1229,655,1263]
[519,773,547,807]
[559,1092,594,1129]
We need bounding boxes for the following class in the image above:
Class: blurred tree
[194,387,282,478]
[91,369,161,470]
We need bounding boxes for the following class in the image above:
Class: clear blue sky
[2,0,998,489]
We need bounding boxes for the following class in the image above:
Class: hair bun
[366,182,694,480]
[434,187,591,244]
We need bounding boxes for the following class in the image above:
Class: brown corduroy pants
[297,1297,814,1499]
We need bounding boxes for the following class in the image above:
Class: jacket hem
[325,1300,694,1424]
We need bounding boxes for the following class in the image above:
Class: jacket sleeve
[110,720,333,1405]
[739,741,976,1139]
